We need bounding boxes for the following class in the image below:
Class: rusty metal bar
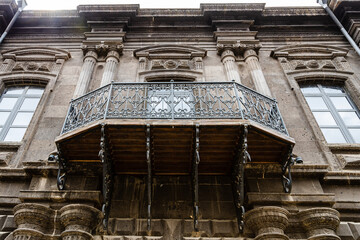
[231,124,249,233]
[99,124,113,229]
[192,124,200,232]
[146,124,152,231]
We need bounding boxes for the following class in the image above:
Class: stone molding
[298,207,340,240]
[245,206,290,240]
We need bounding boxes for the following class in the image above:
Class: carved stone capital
[217,43,243,57]
[59,204,102,234]
[83,50,98,62]
[96,43,124,57]
[13,203,54,233]
[105,50,121,62]
[298,207,340,240]
[245,206,290,240]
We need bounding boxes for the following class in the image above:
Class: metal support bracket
[192,124,200,232]
[51,143,67,191]
[99,124,113,229]
[146,124,152,232]
[231,124,250,233]
[281,145,302,193]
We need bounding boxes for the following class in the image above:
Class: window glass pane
[321,128,347,143]
[0,112,10,125]
[313,112,337,126]
[301,86,320,94]
[5,87,25,94]
[12,112,34,126]
[20,98,40,111]
[4,128,27,141]
[330,97,353,110]
[305,97,328,110]
[349,129,360,143]
[323,86,344,94]
[339,112,360,126]
[26,87,44,95]
[0,98,18,109]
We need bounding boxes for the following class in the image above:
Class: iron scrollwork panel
[61,82,289,136]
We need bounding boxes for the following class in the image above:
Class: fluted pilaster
[245,206,290,240]
[101,50,120,86]
[298,207,340,240]
[13,203,54,240]
[217,44,242,83]
[243,46,272,97]
[73,50,98,99]
[59,204,102,240]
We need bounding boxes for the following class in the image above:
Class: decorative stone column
[13,203,54,240]
[245,206,290,240]
[242,44,272,97]
[217,44,242,83]
[59,204,102,240]
[73,47,98,99]
[100,45,123,86]
[298,207,340,240]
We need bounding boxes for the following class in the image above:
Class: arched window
[0,86,44,141]
[300,84,360,143]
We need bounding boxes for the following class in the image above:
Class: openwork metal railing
[61,81,288,135]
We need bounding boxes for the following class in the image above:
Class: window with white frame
[0,86,44,141]
[301,84,360,144]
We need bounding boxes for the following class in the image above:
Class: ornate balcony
[54,81,296,232]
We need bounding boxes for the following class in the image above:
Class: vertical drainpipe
[0,0,28,44]
[317,0,360,56]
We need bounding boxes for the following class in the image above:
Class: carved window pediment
[271,44,351,74]
[0,47,71,76]
[134,44,207,81]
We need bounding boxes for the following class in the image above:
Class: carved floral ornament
[271,44,351,73]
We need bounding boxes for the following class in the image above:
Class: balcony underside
[56,119,295,175]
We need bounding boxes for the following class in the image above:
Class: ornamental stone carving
[13,203,55,240]
[12,203,103,240]
[0,47,71,75]
[245,206,290,240]
[271,44,350,74]
[134,45,207,82]
[59,204,102,240]
[298,207,340,240]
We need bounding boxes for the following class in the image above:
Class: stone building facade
[0,0,360,239]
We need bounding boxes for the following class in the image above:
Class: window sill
[327,144,360,153]
[0,141,21,150]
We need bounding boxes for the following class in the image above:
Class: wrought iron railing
[61,81,288,135]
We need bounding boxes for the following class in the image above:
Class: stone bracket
[192,124,200,232]
[146,124,152,232]
[99,123,113,229]
[281,145,302,193]
[232,124,250,233]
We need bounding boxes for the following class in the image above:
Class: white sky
[25,0,319,10]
